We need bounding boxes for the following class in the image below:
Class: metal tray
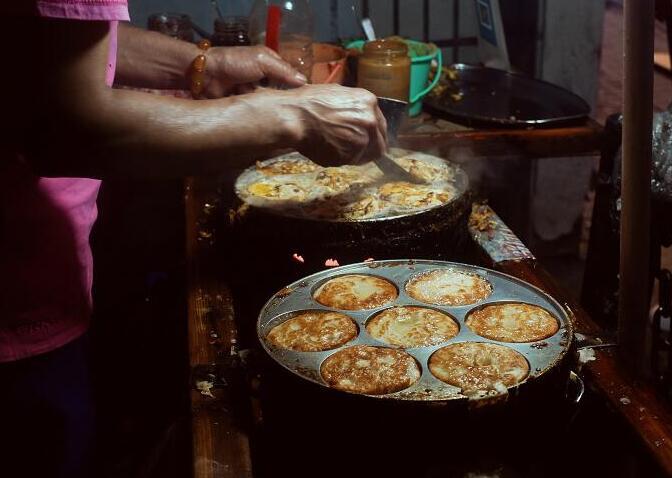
[257,259,573,402]
[424,63,591,128]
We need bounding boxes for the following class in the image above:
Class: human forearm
[115,22,196,90]
[34,87,303,178]
[16,18,384,178]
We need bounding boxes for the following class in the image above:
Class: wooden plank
[185,177,253,478]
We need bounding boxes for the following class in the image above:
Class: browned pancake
[466,303,559,343]
[256,157,320,175]
[320,345,420,395]
[246,181,308,200]
[428,342,529,397]
[314,274,398,310]
[366,306,459,347]
[378,182,453,208]
[315,167,368,193]
[266,311,358,352]
[406,269,492,306]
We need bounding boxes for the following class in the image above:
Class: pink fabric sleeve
[36,0,129,21]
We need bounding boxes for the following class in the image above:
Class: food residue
[196,380,215,398]
[325,258,340,267]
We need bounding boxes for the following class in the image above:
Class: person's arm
[17,19,386,178]
[115,22,306,96]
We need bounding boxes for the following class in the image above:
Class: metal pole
[619,0,654,375]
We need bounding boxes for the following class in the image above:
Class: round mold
[404,268,493,306]
[427,342,531,398]
[312,273,399,311]
[464,301,561,344]
[265,309,359,352]
[319,345,422,395]
[365,305,460,349]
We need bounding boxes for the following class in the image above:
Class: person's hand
[277,84,388,166]
[203,45,307,97]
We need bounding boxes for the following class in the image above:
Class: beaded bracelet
[190,39,211,99]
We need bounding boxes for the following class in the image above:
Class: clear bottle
[248,0,314,81]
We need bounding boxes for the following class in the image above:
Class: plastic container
[347,39,442,116]
[249,0,314,80]
[356,39,410,101]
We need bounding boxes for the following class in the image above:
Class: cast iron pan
[424,63,591,128]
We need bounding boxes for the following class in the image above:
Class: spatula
[375,97,424,184]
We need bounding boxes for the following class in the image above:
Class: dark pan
[424,63,591,128]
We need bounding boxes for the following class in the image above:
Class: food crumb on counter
[620,396,631,405]
[196,380,215,398]
[578,348,597,366]
[325,258,340,267]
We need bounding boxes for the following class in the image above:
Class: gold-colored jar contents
[357,39,410,101]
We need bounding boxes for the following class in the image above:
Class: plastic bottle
[248,0,314,81]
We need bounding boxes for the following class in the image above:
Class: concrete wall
[532,0,605,242]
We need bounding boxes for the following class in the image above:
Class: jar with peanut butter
[356,39,410,101]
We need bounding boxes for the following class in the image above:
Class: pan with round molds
[258,260,573,403]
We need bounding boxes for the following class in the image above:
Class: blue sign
[477,0,498,46]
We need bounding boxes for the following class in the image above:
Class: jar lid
[362,39,409,56]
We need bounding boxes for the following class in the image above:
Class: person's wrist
[256,89,307,149]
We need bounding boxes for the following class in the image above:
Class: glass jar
[248,0,314,80]
[212,16,251,46]
[147,12,195,42]
[357,39,411,101]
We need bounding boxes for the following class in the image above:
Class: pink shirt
[0,0,129,362]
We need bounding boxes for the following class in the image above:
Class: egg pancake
[429,342,529,397]
[466,303,559,343]
[378,182,453,209]
[393,155,454,183]
[247,180,308,201]
[406,269,492,306]
[314,274,397,310]
[338,196,384,220]
[256,155,320,175]
[320,345,421,394]
[366,306,459,348]
[267,311,358,352]
[315,167,368,193]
